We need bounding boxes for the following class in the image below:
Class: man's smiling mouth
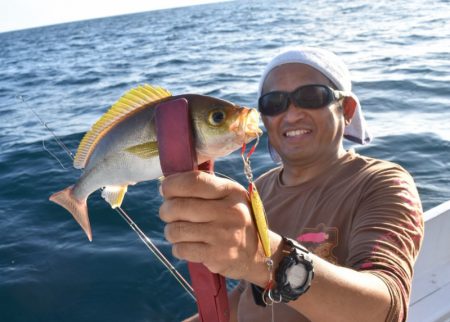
[284,129,312,137]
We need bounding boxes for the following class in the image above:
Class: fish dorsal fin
[74,84,171,169]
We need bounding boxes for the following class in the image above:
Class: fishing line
[19,95,195,300]
[42,139,70,169]
[17,95,75,161]
[113,206,195,299]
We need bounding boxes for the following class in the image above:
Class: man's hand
[159,170,263,281]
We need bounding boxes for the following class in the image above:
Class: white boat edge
[408,200,450,322]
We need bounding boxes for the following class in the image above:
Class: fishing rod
[18,95,195,300]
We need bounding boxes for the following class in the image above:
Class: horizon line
[0,0,232,34]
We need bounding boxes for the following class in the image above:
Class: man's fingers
[164,220,244,245]
[182,313,200,322]
[172,242,209,263]
[158,170,259,279]
[165,221,211,243]
[160,170,237,200]
[172,241,245,276]
[160,197,223,223]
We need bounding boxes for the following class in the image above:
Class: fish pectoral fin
[101,185,128,209]
[124,141,159,159]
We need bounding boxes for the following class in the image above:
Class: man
[159,47,423,321]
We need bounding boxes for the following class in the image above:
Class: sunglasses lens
[293,85,332,108]
[259,85,335,116]
[259,92,288,116]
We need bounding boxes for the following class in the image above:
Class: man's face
[261,63,346,166]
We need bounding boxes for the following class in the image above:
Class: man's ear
[342,96,357,126]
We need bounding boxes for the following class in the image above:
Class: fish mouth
[235,108,262,139]
[228,107,262,146]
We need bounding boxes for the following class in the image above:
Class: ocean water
[0,0,449,321]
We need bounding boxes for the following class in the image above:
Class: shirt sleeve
[345,164,424,322]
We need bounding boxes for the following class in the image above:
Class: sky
[0,0,230,33]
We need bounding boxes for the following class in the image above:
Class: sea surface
[0,0,449,321]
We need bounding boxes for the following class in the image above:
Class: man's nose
[284,101,306,121]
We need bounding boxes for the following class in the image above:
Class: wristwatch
[272,236,314,302]
[250,236,314,306]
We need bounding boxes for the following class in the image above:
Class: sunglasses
[258,84,347,116]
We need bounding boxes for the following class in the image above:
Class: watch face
[286,264,308,289]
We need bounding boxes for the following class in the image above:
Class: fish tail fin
[49,185,92,242]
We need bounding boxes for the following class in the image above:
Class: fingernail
[158,176,165,197]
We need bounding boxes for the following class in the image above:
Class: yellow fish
[50,84,262,241]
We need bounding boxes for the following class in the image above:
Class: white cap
[258,46,372,162]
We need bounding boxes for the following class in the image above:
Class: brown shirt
[237,150,423,322]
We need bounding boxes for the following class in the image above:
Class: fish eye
[209,110,226,126]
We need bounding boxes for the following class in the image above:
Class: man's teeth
[285,129,310,137]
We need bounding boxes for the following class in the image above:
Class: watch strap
[274,237,314,303]
[251,237,314,306]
